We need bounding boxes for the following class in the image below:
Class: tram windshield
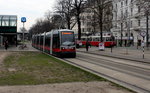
[61,32,75,46]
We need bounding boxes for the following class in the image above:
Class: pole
[137,35,138,49]
[121,23,123,47]
[142,37,145,59]
[23,22,25,45]
[111,45,112,53]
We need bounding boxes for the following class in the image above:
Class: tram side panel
[52,33,61,57]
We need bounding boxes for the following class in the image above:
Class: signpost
[21,17,26,22]
[21,17,26,45]
[140,31,146,59]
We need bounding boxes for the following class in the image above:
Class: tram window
[97,38,99,41]
[89,37,92,41]
[53,35,60,48]
[106,37,109,41]
[40,37,43,45]
[45,37,50,47]
[103,37,105,41]
[61,32,75,46]
[82,38,86,41]
[93,38,95,41]
[93,38,98,41]
[37,36,39,44]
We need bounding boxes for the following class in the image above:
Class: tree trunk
[100,16,103,42]
[146,14,149,48]
[67,16,71,29]
[99,7,103,42]
[77,15,81,40]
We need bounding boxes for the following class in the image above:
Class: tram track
[75,57,150,81]
[62,52,150,93]
[75,53,150,80]
[76,53,150,71]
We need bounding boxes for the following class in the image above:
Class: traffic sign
[21,17,26,22]
[140,31,146,37]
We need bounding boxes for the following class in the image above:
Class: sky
[0,0,56,31]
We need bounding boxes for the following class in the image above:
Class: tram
[80,35,116,47]
[32,29,76,58]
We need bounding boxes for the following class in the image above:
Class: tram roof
[58,29,73,32]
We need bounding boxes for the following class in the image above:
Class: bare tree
[29,17,55,35]
[44,10,53,22]
[89,0,113,42]
[91,11,98,35]
[55,0,74,29]
[72,0,87,40]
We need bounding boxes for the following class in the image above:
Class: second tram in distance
[32,29,76,58]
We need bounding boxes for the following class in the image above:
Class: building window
[126,22,128,28]
[138,6,141,13]
[126,0,128,5]
[130,21,132,28]
[121,11,123,18]
[82,28,84,32]
[121,2,123,7]
[126,9,128,17]
[115,23,117,28]
[138,20,141,26]
[131,8,133,16]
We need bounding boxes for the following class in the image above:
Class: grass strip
[0,52,105,85]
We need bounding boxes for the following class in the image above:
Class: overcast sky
[0,0,56,31]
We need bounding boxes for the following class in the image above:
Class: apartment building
[111,0,150,46]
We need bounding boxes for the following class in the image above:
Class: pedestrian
[4,40,8,50]
[86,41,89,51]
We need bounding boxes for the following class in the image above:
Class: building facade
[111,0,150,46]
[0,15,17,46]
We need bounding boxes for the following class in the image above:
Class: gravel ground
[0,52,133,93]
[0,82,133,93]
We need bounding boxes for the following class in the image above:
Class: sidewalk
[0,42,38,52]
[77,46,150,64]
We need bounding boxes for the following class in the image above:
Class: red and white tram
[80,34,116,47]
[32,29,76,58]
